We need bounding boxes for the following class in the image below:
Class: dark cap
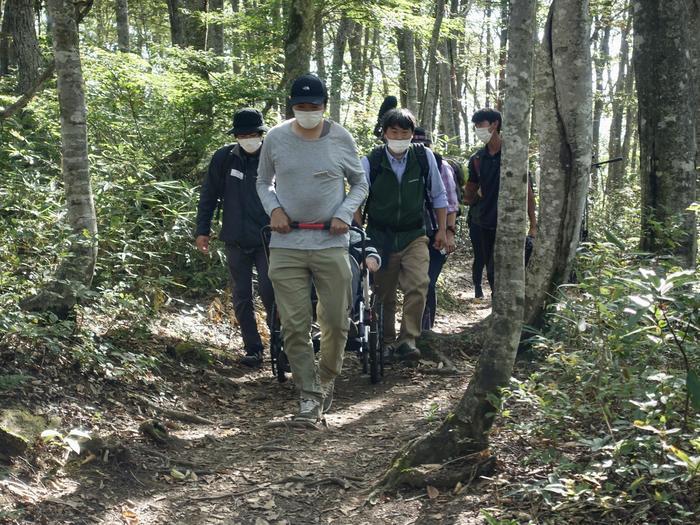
[412,126,432,145]
[227,108,269,135]
[289,73,327,106]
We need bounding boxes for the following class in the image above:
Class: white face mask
[475,126,493,144]
[386,138,413,155]
[238,137,262,153]
[294,109,324,129]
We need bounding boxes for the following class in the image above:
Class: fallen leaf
[170,468,186,480]
[427,485,440,499]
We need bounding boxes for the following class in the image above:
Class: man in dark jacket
[195,108,273,368]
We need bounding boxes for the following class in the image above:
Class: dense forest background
[1,0,699,523]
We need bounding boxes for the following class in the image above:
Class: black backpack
[362,143,435,231]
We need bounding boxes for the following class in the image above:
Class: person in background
[411,127,459,331]
[195,108,273,368]
[464,108,537,292]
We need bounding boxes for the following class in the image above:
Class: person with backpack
[464,108,537,292]
[256,74,368,423]
[411,127,460,331]
[358,108,448,361]
[195,108,273,368]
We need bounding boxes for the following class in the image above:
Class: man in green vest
[357,108,448,361]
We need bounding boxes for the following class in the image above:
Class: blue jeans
[422,239,447,330]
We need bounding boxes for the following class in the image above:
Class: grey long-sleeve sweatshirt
[256,119,369,250]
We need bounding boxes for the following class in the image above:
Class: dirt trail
[1,258,512,525]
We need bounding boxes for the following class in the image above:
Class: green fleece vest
[366,147,426,253]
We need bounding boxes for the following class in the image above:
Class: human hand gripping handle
[270,208,292,233]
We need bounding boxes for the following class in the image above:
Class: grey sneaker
[321,379,335,413]
[295,398,322,422]
[396,342,421,361]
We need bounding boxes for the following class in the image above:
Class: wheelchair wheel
[269,303,287,383]
[369,301,383,384]
[361,337,369,374]
[276,350,289,383]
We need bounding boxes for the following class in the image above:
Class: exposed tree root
[189,473,360,501]
[130,393,215,425]
[368,414,492,501]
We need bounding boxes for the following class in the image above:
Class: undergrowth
[499,242,699,523]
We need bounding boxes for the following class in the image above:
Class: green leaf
[64,437,81,454]
[687,370,700,411]
[40,429,63,442]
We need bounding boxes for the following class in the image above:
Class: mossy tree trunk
[524,0,593,328]
[21,0,97,319]
[634,0,697,268]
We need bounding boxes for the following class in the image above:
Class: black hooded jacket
[195,143,269,248]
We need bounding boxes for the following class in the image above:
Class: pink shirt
[440,161,459,214]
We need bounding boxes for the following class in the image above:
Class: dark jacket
[195,144,269,248]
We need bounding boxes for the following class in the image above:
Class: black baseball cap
[227,108,269,135]
[289,73,328,106]
[412,126,432,145]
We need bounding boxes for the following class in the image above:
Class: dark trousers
[422,239,447,330]
[225,244,274,354]
[480,227,496,291]
[469,222,494,294]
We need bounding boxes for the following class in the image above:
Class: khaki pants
[373,236,430,346]
[269,247,351,401]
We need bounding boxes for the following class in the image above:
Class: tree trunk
[605,5,631,195]
[166,0,206,49]
[592,7,611,163]
[282,0,313,119]
[621,60,635,176]
[348,19,363,101]
[420,0,444,133]
[115,0,129,52]
[6,0,42,93]
[182,0,207,50]
[314,20,325,79]
[524,0,593,327]
[397,28,419,115]
[439,40,456,145]
[375,0,537,491]
[484,1,493,106]
[496,0,508,110]
[449,0,462,148]
[0,0,11,76]
[415,32,425,106]
[329,16,349,123]
[634,0,697,268]
[166,0,184,47]
[207,0,224,55]
[689,1,700,171]
[21,0,98,319]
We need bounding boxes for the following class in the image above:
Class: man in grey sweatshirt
[256,74,368,422]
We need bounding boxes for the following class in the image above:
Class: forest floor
[1,253,543,525]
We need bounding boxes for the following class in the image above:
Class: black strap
[413,144,436,232]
